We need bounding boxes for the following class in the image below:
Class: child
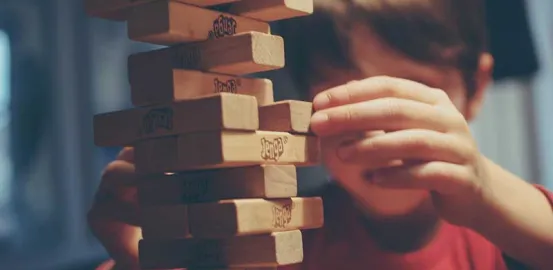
[89,0,553,269]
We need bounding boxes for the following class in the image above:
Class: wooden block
[228,0,314,21]
[128,1,271,45]
[259,100,313,134]
[84,0,240,21]
[128,32,284,77]
[190,197,323,238]
[141,197,323,239]
[93,93,258,147]
[131,69,274,107]
[138,165,297,205]
[139,230,303,269]
[134,130,320,174]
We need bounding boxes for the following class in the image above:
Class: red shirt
[97,184,553,270]
[282,184,553,270]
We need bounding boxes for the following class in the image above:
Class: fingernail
[336,145,355,161]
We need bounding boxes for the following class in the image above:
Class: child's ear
[465,53,494,122]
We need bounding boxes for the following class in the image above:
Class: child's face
[308,24,470,112]
[307,24,490,216]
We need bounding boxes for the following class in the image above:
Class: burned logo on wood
[141,107,173,134]
[272,202,295,228]
[261,136,288,161]
[208,15,237,39]
[213,78,240,93]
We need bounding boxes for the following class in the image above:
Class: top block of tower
[127,1,272,45]
[85,0,313,22]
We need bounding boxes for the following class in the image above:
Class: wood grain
[259,100,313,134]
[139,230,303,269]
[94,93,258,147]
[188,197,324,238]
[128,32,284,78]
[134,130,320,174]
[131,69,274,107]
[128,1,270,45]
[138,165,297,205]
[141,197,323,239]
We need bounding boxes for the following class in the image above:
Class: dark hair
[276,0,488,99]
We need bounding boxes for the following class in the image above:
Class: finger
[92,160,139,226]
[371,161,474,195]
[311,98,458,136]
[321,134,403,173]
[336,129,474,165]
[97,160,137,205]
[117,147,135,163]
[312,76,451,111]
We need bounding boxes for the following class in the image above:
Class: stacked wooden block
[87,0,323,269]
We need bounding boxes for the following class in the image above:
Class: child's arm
[468,157,553,269]
[309,76,553,269]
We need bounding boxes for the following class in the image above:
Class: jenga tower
[87,0,323,269]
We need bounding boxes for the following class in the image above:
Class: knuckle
[345,106,356,122]
[116,147,135,161]
[324,91,336,105]
[373,76,399,96]
[449,110,471,132]
[333,105,355,124]
[433,88,449,99]
[405,133,432,151]
[103,160,124,175]
[101,160,129,181]
[427,163,456,181]
[343,84,355,103]
[382,98,403,119]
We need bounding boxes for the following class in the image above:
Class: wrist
[458,156,503,230]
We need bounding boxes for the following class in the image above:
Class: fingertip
[310,112,329,134]
[312,92,331,111]
[117,147,135,162]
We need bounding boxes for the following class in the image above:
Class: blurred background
[0,0,551,269]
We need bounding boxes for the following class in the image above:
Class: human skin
[307,24,553,269]
[88,24,553,269]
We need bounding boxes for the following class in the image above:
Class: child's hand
[310,76,491,226]
[88,147,142,270]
